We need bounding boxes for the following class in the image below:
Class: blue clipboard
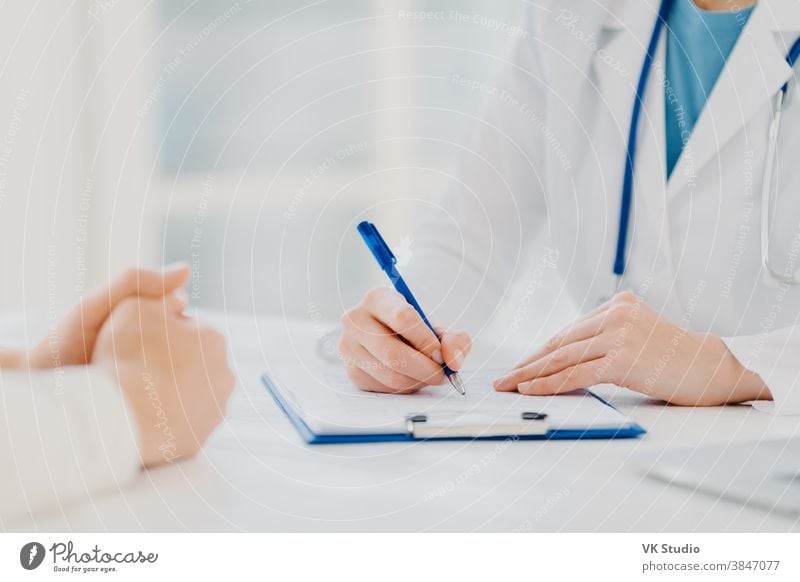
[262,374,646,444]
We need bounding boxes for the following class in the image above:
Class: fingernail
[432,349,444,364]
[452,349,464,369]
[492,376,506,388]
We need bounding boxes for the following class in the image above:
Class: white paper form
[268,365,640,436]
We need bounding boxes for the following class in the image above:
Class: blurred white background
[0,0,574,341]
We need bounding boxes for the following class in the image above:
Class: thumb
[133,262,191,297]
[80,263,191,329]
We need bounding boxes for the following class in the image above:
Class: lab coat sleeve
[402,18,552,336]
[723,327,800,415]
[0,366,141,521]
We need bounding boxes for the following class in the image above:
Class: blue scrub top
[664,0,755,177]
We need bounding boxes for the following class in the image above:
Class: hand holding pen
[337,221,471,395]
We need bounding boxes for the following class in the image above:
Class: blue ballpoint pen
[357,221,466,396]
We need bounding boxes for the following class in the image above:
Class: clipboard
[261,368,646,444]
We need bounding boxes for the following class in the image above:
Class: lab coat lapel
[633,34,672,265]
[593,0,662,146]
[667,2,795,196]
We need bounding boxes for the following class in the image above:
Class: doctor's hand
[24,264,191,370]
[338,286,471,394]
[93,296,235,467]
[493,291,771,406]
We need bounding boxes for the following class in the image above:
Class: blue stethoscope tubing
[614,0,800,285]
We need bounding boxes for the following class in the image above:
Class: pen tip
[449,373,466,396]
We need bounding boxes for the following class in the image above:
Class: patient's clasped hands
[5,264,235,468]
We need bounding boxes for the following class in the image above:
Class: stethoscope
[614,0,800,290]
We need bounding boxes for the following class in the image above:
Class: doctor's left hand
[493,291,771,406]
[24,263,191,369]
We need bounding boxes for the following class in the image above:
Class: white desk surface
[7,314,800,532]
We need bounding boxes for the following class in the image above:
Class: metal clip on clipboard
[405,411,549,439]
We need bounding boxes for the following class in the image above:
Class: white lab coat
[0,367,139,521]
[404,0,800,414]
